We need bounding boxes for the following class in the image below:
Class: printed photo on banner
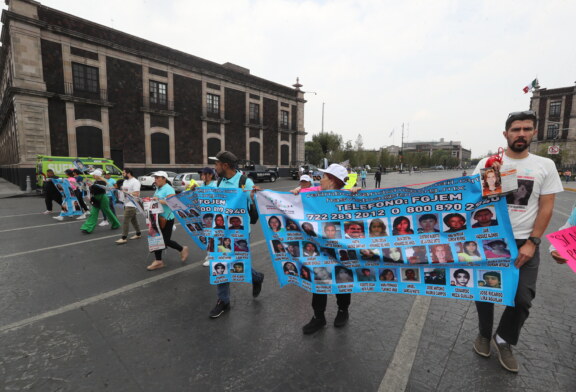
[429,244,454,264]
[213,214,226,229]
[417,213,440,233]
[301,221,318,237]
[379,268,398,282]
[382,247,405,263]
[300,265,312,281]
[392,216,414,235]
[302,241,320,257]
[322,222,342,239]
[344,221,366,238]
[471,206,498,228]
[285,241,300,257]
[357,268,377,282]
[401,267,421,283]
[368,218,388,237]
[335,266,354,283]
[202,213,214,228]
[313,267,333,284]
[481,166,503,196]
[443,213,467,233]
[320,247,337,260]
[213,262,227,276]
[456,241,483,262]
[482,239,511,259]
[477,270,503,289]
[218,238,232,253]
[282,261,299,276]
[406,246,427,264]
[228,216,244,230]
[271,239,287,254]
[424,268,446,285]
[360,248,380,261]
[506,179,534,206]
[234,239,249,252]
[450,268,474,287]
[267,215,286,234]
[231,262,244,273]
[285,218,300,232]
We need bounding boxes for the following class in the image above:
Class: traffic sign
[548,145,560,155]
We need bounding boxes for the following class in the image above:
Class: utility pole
[321,102,325,133]
[400,123,405,171]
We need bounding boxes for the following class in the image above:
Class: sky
[7,0,576,158]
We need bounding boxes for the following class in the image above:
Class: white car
[138,171,178,189]
[174,172,204,193]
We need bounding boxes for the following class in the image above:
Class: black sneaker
[302,316,326,335]
[333,309,349,328]
[209,300,230,318]
[252,274,264,298]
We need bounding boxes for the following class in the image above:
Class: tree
[312,132,342,159]
[305,141,323,166]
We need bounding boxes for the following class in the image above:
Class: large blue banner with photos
[167,187,253,284]
[255,176,519,305]
[52,178,82,217]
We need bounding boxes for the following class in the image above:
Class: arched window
[151,133,170,164]
[280,144,290,166]
[250,141,260,164]
[207,138,221,159]
[76,126,103,157]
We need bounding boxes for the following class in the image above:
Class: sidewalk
[0,177,29,198]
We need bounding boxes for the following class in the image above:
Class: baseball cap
[152,171,169,178]
[201,167,214,174]
[299,174,313,183]
[209,151,238,165]
[91,169,103,177]
[318,164,348,183]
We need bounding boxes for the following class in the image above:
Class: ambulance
[36,155,123,188]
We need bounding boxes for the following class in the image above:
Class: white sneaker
[172,225,177,232]
[202,257,210,267]
[85,211,91,216]
[99,220,109,227]
[42,210,53,214]
[76,213,86,220]
[53,215,64,221]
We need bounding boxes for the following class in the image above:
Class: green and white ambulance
[36,155,123,188]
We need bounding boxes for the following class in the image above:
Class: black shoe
[334,309,349,328]
[252,274,264,298]
[302,316,326,335]
[209,300,230,318]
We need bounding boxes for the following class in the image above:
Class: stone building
[401,139,471,164]
[529,83,576,168]
[0,0,306,188]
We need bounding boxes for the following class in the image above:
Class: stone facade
[0,0,306,188]
[529,84,576,168]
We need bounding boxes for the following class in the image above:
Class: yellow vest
[185,179,198,191]
[343,173,357,189]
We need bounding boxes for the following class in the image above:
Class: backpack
[217,174,259,224]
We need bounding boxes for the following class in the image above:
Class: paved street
[1,171,575,392]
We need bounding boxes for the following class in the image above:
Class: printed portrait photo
[282,261,299,276]
[482,239,511,260]
[300,265,312,282]
[442,213,467,233]
[267,215,285,234]
[481,167,502,196]
[228,216,244,230]
[424,268,447,285]
[368,218,388,237]
[301,221,318,237]
[187,208,200,217]
[477,270,503,290]
[271,239,287,254]
[506,179,534,206]
[201,213,214,228]
[285,241,301,258]
[429,244,454,264]
[391,216,415,236]
[416,213,440,234]
[382,247,405,264]
[218,238,232,253]
[231,262,244,274]
[356,268,377,282]
[322,221,342,239]
[320,247,337,260]
[379,268,398,282]
[302,241,320,257]
[213,214,226,229]
[285,218,300,232]
[401,267,421,283]
[233,239,249,253]
[406,246,428,264]
[313,266,333,284]
[456,241,483,262]
[450,268,474,288]
[212,262,227,276]
[207,238,215,252]
[343,221,366,239]
[359,248,381,261]
[471,206,498,228]
[335,266,354,283]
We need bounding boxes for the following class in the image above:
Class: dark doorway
[76,126,103,157]
[151,133,170,164]
[250,141,260,164]
[207,138,221,159]
[111,148,124,169]
[280,144,290,166]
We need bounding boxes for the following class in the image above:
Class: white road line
[378,296,431,392]
[0,214,127,233]
[0,212,44,219]
[0,239,266,334]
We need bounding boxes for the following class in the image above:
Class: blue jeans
[217,269,263,303]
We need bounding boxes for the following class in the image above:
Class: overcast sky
[11,0,576,158]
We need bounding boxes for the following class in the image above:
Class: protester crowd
[39,110,573,374]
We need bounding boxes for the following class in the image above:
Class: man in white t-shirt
[472,110,563,373]
[115,168,142,244]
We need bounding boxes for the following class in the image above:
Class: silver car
[138,171,178,189]
[174,172,204,193]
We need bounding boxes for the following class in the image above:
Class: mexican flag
[523,79,538,94]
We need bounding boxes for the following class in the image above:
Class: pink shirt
[66,177,78,191]
[301,185,322,193]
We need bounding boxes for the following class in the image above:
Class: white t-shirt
[474,153,563,238]
[121,177,141,208]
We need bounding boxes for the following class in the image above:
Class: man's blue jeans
[217,269,264,304]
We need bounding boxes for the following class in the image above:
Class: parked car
[173,172,204,193]
[138,171,178,189]
[239,160,277,183]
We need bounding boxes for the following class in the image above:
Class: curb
[564,187,576,192]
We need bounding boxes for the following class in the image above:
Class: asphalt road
[1,171,575,392]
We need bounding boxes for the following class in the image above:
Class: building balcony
[64,82,107,101]
[142,96,174,111]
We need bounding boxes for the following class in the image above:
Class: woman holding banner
[80,170,121,233]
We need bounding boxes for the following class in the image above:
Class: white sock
[495,334,506,344]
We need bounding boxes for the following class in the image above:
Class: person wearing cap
[299,174,313,189]
[80,170,121,233]
[207,150,264,318]
[147,171,189,271]
[291,163,359,334]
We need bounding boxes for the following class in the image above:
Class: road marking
[0,214,127,233]
[0,212,44,219]
[0,239,266,333]
[378,296,431,392]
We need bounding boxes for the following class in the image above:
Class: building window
[72,63,99,94]
[547,124,559,139]
[151,133,170,164]
[281,144,290,166]
[149,80,167,107]
[280,110,289,128]
[249,103,260,123]
[207,93,220,116]
[451,150,458,157]
[549,101,561,117]
[207,138,221,158]
[76,126,103,157]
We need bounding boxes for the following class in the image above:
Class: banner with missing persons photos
[167,187,253,285]
[52,178,83,217]
[255,176,519,305]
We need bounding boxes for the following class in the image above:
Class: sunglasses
[507,110,537,118]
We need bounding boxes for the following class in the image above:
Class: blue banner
[52,178,82,217]
[255,176,519,305]
[167,187,253,284]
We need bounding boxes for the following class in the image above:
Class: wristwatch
[527,236,541,246]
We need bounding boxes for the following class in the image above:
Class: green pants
[81,194,120,233]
